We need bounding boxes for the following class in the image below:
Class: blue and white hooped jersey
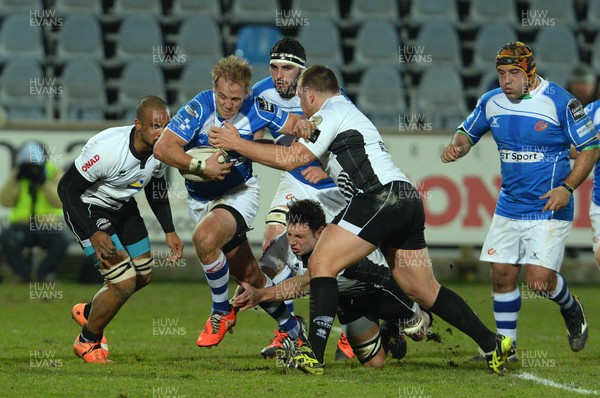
[459,77,599,221]
[252,77,337,190]
[166,90,290,201]
[584,99,600,206]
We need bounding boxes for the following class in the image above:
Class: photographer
[0,140,69,282]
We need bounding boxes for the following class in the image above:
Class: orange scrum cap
[495,41,537,84]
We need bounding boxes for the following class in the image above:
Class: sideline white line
[514,372,599,395]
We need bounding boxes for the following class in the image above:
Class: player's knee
[132,257,154,288]
[192,231,221,257]
[361,354,386,369]
[110,275,137,298]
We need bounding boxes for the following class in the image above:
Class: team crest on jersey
[96,218,111,231]
[310,115,322,126]
[568,99,585,122]
[257,97,274,113]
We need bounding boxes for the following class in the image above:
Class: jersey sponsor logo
[96,218,111,230]
[184,104,197,118]
[568,99,586,122]
[490,116,500,128]
[576,120,595,138]
[256,97,274,113]
[535,120,548,131]
[499,150,544,163]
[81,154,100,172]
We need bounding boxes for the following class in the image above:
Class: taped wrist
[189,158,205,176]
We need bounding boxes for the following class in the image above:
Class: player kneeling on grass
[58,96,184,364]
[232,199,431,368]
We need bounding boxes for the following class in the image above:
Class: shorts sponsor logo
[534,120,548,131]
[487,248,496,255]
[500,150,544,163]
[313,315,333,328]
[96,218,111,230]
[81,154,100,172]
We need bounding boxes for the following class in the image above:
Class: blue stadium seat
[0,15,45,63]
[56,14,104,63]
[177,16,223,65]
[297,18,343,69]
[117,61,166,120]
[114,15,163,64]
[468,0,518,27]
[347,21,400,73]
[234,25,282,65]
[53,0,103,17]
[417,65,467,130]
[357,64,406,128]
[60,59,106,121]
[0,59,48,120]
[177,60,214,106]
[471,23,517,74]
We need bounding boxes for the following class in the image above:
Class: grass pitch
[2,281,599,398]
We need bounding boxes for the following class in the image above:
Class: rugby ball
[179,146,230,182]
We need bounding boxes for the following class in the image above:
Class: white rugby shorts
[268,171,346,223]
[590,202,600,252]
[479,213,571,272]
[187,175,261,228]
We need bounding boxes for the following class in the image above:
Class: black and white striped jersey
[299,95,409,200]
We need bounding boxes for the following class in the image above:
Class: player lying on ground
[232,199,431,368]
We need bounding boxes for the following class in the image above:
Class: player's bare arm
[209,122,317,171]
[541,146,600,212]
[301,165,330,184]
[154,128,231,181]
[231,274,310,311]
[441,131,473,163]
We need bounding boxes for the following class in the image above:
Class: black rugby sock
[308,277,338,363]
[81,325,103,343]
[429,285,496,352]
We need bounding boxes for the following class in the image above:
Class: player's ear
[134,117,142,131]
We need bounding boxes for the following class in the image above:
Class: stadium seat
[0,15,45,63]
[348,0,400,25]
[356,64,406,129]
[229,0,280,25]
[591,35,600,73]
[59,60,106,121]
[528,0,576,29]
[117,61,166,120]
[471,23,517,74]
[111,0,162,17]
[410,21,462,72]
[0,0,42,18]
[533,26,579,83]
[297,18,344,70]
[347,21,400,73]
[409,0,459,26]
[234,25,282,65]
[55,14,104,63]
[468,0,517,27]
[53,0,103,17]
[114,15,163,64]
[292,0,341,23]
[177,60,214,106]
[177,16,223,65]
[0,59,48,120]
[417,65,467,130]
[477,71,500,97]
[170,0,221,20]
